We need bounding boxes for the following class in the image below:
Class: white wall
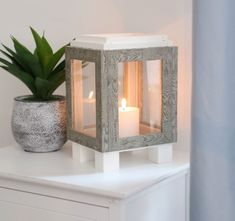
[0,0,192,150]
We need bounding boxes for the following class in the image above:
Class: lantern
[66,34,177,170]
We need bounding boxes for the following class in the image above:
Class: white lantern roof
[70,34,173,50]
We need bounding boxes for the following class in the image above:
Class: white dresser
[0,144,189,221]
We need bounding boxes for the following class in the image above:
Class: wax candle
[119,98,139,138]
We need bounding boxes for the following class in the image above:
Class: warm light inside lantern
[71,60,96,138]
[119,98,140,138]
[118,60,162,138]
[71,59,162,140]
[67,35,177,152]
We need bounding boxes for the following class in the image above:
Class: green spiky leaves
[0,27,70,100]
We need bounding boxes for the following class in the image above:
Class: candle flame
[121,98,127,110]
[88,91,94,99]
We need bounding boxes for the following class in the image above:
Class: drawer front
[0,201,90,221]
[0,187,109,221]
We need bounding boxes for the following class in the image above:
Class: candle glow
[119,98,139,138]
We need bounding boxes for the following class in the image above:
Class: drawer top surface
[0,145,189,199]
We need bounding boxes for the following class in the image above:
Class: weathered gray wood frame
[66,46,178,153]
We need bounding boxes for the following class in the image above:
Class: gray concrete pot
[11,95,67,153]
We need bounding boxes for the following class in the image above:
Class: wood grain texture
[71,60,83,131]
[65,47,101,151]
[65,46,178,153]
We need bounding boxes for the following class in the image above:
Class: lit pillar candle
[119,98,139,138]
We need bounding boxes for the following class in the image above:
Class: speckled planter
[11,95,67,153]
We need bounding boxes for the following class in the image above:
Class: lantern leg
[148,144,173,163]
[72,142,94,163]
[95,151,120,172]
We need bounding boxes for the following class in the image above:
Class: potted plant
[0,27,80,152]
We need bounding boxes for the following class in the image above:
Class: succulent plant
[0,27,77,100]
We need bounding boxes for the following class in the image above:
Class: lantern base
[72,142,173,172]
[95,151,120,172]
[148,144,173,163]
[72,142,94,163]
[72,142,120,172]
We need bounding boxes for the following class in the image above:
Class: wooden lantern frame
[65,46,178,153]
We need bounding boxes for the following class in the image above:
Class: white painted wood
[95,151,120,172]
[71,34,173,50]
[0,188,108,221]
[0,202,89,221]
[72,143,173,171]
[0,145,189,199]
[108,200,125,221]
[72,142,94,162]
[0,145,189,221]
[123,174,186,221]
[148,143,173,163]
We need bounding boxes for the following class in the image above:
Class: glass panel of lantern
[70,60,96,138]
[118,60,162,138]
